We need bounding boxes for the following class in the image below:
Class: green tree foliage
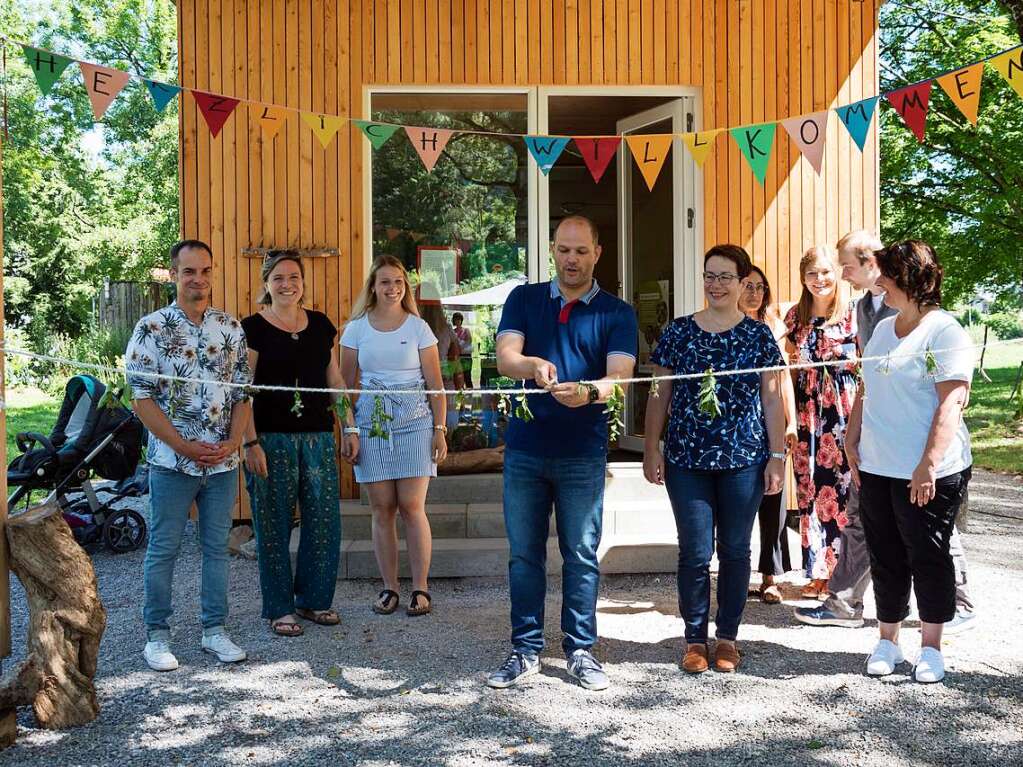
[880,1,1023,307]
[1,0,178,346]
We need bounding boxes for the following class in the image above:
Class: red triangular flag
[886,82,932,143]
[191,90,241,138]
[573,137,622,183]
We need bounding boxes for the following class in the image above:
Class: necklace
[268,306,303,340]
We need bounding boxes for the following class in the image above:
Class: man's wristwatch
[583,383,600,404]
[769,451,786,461]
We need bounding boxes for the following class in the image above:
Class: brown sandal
[760,583,783,604]
[296,608,341,626]
[406,590,432,616]
[372,589,400,615]
[270,618,304,637]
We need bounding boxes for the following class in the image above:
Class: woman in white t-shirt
[341,256,448,617]
[845,240,973,684]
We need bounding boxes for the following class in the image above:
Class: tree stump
[0,499,106,735]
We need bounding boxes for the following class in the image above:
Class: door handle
[687,208,695,228]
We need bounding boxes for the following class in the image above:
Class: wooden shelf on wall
[241,247,340,258]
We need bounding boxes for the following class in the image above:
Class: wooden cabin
[178,0,880,515]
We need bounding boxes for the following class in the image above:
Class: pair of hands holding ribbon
[531,359,594,408]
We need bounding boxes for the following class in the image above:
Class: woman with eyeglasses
[739,266,798,604]
[643,244,787,674]
[784,245,858,601]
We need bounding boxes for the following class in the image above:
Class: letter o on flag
[799,118,820,145]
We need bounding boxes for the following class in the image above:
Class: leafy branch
[368,395,394,439]
[698,368,721,420]
[604,383,626,442]
[290,379,304,418]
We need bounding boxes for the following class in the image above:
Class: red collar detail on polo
[558,299,580,324]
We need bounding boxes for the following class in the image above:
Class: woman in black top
[241,251,358,636]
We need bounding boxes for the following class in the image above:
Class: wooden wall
[178,0,880,507]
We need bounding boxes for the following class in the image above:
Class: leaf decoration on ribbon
[369,395,394,439]
[604,383,626,442]
[624,134,674,191]
[573,137,622,184]
[730,123,777,184]
[22,45,74,96]
[354,120,401,150]
[192,90,240,138]
[698,368,721,420]
[834,96,879,151]
[781,111,829,174]
[524,136,571,175]
[291,381,304,418]
[886,81,932,143]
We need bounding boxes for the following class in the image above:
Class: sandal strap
[377,589,399,602]
[409,590,431,606]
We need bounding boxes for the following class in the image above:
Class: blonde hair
[795,245,850,327]
[258,250,304,305]
[353,255,420,319]
[836,229,883,265]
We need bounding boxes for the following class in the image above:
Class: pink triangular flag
[404,127,455,172]
[79,62,131,120]
[781,111,829,174]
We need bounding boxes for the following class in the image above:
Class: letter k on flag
[730,123,777,184]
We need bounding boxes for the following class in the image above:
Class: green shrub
[957,307,982,326]
[982,312,1023,341]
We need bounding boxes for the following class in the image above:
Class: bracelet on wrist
[243,439,259,449]
[343,426,360,435]
[433,424,448,433]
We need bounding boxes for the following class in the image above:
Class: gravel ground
[2,468,1022,766]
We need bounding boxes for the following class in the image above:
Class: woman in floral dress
[785,245,858,599]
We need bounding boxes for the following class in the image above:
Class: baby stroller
[7,374,148,553]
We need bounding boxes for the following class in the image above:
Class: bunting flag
[835,96,879,151]
[781,111,828,174]
[78,62,130,120]
[354,120,400,150]
[730,123,777,184]
[680,130,722,166]
[886,81,932,142]
[936,64,983,125]
[574,137,621,183]
[302,112,345,148]
[191,91,240,138]
[524,136,570,175]
[624,134,674,191]
[989,48,1023,100]
[143,79,181,112]
[22,45,74,96]
[404,127,455,171]
[251,104,290,140]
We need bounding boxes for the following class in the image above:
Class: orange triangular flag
[301,112,346,148]
[251,104,290,140]
[990,48,1023,100]
[624,134,674,191]
[680,130,722,167]
[79,62,131,120]
[937,64,983,125]
[404,127,455,172]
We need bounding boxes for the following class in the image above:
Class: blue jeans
[502,448,606,656]
[664,461,765,643]
[144,466,239,640]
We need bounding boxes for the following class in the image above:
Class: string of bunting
[6,35,1023,189]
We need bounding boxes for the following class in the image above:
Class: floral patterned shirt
[651,315,783,470]
[126,304,251,476]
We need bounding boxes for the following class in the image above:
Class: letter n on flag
[886,82,932,143]
[574,137,622,183]
[192,91,241,138]
[990,48,1023,100]
[404,127,455,171]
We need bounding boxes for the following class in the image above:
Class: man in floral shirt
[126,239,252,672]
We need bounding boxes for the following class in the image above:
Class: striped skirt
[354,379,437,483]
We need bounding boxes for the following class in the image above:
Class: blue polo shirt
[497,280,638,456]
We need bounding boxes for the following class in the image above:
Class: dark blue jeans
[664,461,765,643]
[503,448,606,656]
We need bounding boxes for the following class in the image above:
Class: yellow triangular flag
[680,129,722,167]
[301,112,346,148]
[990,49,1023,100]
[251,104,290,140]
[624,134,674,191]
[937,63,983,125]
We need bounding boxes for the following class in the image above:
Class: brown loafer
[714,641,741,673]
[682,643,709,674]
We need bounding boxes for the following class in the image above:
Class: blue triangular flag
[524,135,571,175]
[144,79,181,112]
[834,96,879,152]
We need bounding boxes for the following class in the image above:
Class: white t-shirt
[340,313,438,387]
[859,310,974,480]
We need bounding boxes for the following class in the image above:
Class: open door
[616,98,701,452]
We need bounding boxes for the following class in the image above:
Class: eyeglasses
[741,282,766,295]
[703,271,739,286]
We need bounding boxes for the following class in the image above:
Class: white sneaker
[866,639,904,676]
[143,640,179,672]
[201,632,247,663]
[914,647,946,683]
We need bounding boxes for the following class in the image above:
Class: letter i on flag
[302,112,346,148]
[680,130,722,167]
[191,91,241,138]
[936,64,983,125]
[144,79,181,112]
[524,136,571,175]
[730,123,777,184]
[22,45,74,96]
[573,137,622,183]
[834,96,879,151]
[624,135,674,191]
[79,62,131,120]
[886,81,932,143]
[405,127,455,171]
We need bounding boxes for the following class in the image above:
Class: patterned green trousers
[244,432,341,620]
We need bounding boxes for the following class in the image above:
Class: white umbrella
[439,275,527,309]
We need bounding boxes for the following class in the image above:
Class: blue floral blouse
[650,315,783,470]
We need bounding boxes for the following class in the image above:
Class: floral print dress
[785,304,859,581]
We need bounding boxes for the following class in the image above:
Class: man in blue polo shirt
[486,215,638,691]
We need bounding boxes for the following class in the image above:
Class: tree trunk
[0,500,106,735]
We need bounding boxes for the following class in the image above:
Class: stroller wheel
[103,509,147,553]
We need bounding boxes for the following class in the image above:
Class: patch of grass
[4,386,60,459]
[966,339,1023,476]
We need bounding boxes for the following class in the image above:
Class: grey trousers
[824,483,975,618]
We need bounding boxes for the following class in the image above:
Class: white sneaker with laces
[201,632,247,663]
[914,647,946,683]
[865,639,904,676]
[144,640,179,672]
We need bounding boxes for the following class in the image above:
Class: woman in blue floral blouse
[643,244,787,675]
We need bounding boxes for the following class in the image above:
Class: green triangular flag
[22,45,74,96]
[730,122,777,185]
[353,120,400,150]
